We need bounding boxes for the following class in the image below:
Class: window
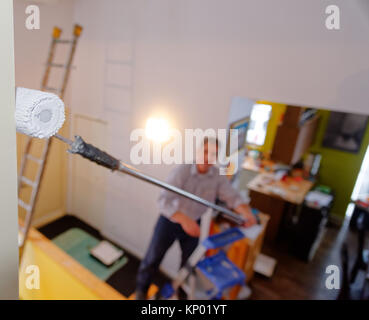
[246,104,272,146]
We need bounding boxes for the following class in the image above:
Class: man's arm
[217,176,257,227]
[233,203,257,227]
[171,212,200,237]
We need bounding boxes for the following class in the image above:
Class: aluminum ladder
[18,24,83,253]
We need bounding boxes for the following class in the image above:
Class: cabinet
[271,106,319,165]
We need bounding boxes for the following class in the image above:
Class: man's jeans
[136,215,199,294]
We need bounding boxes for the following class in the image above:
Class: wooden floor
[250,219,367,300]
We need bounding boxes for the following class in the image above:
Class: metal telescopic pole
[54,134,245,225]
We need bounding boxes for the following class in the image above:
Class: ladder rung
[18,199,31,212]
[21,176,36,188]
[26,154,44,164]
[55,39,73,44]
[43,86,59,93]
[47,63,76,70]
[49,63,66,68]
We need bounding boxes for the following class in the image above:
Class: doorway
[346,143,369,218]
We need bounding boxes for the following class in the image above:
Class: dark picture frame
[322,111,368,153]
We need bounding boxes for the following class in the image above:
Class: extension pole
[54,134,245,225]
[116,162,244,225]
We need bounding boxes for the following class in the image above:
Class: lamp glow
[145,117,171,143]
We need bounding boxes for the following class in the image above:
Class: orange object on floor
[209,213,270,299]
[128,284,158,300]
[227,238,249,299]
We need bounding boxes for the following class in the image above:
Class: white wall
[130,0,369,115]
[0,0,19,299]
[68,0,369,278]
[13,0,75,102]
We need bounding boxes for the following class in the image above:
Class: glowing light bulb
[145,117,171,143]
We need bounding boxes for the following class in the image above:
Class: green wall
[255,103,369,221]
[309,110,369,220]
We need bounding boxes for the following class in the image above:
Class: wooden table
[241,157,275,173]
[248,173,314,241]
[248,173,313,204]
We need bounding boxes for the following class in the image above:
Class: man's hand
[171,212,200,238]
[234,204,257,227]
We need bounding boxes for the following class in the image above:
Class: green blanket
[52,228,128,281]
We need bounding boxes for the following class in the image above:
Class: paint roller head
[15,87,65,139]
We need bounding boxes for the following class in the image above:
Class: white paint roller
[15,87,65,139]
